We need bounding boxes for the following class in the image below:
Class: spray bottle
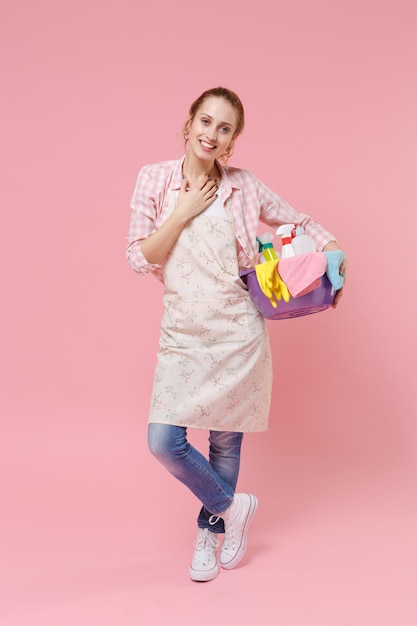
[256,232,279,262]
[276,224,296,258]
[291,226,316,255]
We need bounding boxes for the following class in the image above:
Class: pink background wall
[1,0,416,624]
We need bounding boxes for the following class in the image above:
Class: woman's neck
[182,152,219,185]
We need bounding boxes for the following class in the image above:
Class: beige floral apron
[149,192,272,432]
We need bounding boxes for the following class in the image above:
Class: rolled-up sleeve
[126,166,163,277]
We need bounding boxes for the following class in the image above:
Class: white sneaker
[189,528,220,582]
[220,493,258,570]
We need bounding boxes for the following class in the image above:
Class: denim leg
[197,430,244,533]
[148,423,234,515]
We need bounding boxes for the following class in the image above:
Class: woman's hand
[140,175,219,266]
[175,175,219,222]
[323,241,347,309]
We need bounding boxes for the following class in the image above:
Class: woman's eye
[221,126,230,133]
[201,119,209,125]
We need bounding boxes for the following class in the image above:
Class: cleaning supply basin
[240,269,335,320]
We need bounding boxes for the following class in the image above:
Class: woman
[127,87,345,582]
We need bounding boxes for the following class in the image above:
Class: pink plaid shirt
[127,156,336,281]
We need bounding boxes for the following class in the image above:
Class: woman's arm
[255,174,347,308]
[141,176,219,265]
[127,167,218,274]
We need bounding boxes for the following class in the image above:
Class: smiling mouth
[200,140,216,150]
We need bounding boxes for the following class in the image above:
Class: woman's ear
[183,119,192,141]
[224,142,235,159]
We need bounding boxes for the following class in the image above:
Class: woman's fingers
[195,175,216,193]
[332,287,344,308]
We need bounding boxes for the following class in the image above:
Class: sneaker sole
[220,494,258,570]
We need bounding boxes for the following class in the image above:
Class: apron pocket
[162,295,250,345]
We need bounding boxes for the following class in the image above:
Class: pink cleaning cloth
[278,252,327,298]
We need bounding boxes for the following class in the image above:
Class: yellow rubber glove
[255,259,290,308]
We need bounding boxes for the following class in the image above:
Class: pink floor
[2,414,416,626]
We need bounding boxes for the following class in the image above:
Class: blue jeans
[148,424,243,533]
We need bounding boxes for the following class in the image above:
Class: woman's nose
[206,126,217,141]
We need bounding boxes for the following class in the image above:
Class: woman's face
[187,96,238,162]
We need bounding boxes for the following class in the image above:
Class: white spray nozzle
[276,224,296,258]
[276,224,295,238]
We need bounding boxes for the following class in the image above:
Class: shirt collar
[170,155,187,190]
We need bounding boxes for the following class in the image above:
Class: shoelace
[193,532,219,564]
[222,525,238,550]
[195,532,219,550]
